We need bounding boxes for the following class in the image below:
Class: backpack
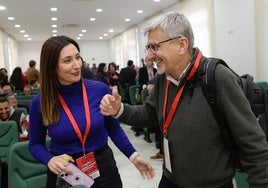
[199,58,268,171]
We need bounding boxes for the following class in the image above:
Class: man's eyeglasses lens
[145,36,182,53]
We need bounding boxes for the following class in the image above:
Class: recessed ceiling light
[82,30,86,33]
[137,10,143,14]
[154,0,160,2]
[79,34,83,37]
[14,24,20,28]
[27,38,32,41]
[8,17,15,20]
[125,18,131,22]
[52,30,57,33]
[77,37,81,40]
[104,33,108,36]
[0,6,6,10]
[20,30,25,33]
[99,37,103,39]
[52,24,57,28]
[51,17,57,21]
[109,29,114,33]
[50,7,58,11]
[52,34,57,37]
[24,34,29,37]
[90,17,96,21]
[96,9,103,13]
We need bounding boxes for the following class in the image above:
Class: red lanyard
[162,51,202,134]
[0,117,9,122]
[58,81,91,154]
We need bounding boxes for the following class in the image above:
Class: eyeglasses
[145,36,182,53]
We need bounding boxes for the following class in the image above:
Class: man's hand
[100,90,122,116]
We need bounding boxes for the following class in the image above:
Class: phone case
[60,163,94,188]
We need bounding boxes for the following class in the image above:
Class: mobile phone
[60,163,94,188]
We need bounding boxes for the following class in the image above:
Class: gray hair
[144,12,194,52]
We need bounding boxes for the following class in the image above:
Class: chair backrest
[0,121,19,163]
[129,85,141,105]
[16,107,28,115]
[235,172,249,188]
[8,138,51,188]
[16,95,35,100]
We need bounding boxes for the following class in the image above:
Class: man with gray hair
[100,12,268,187]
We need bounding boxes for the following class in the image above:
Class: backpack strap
[200,58,237,151]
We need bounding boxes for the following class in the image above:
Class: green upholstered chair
[8,138,51,188]
[235,172,249,188]
[129,85,141,105]
[257,81,268,89]
[16,95,35,100]
[0,121,19,163]
[16,107,28,115]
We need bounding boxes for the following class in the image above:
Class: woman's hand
[132,155,155,180]
[47,154,74,175]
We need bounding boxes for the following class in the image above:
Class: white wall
[79,40,111,66]
[17,40,111,71]
[255,0,268,82]
[18,42,42,72]
[214,0,256,78]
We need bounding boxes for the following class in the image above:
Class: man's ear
[178,37,188,54]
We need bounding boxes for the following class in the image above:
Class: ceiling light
[96,9,103,13]
[50,7,58,12]
[104,33,108,36]
[52,24,57,28]
[99,37,103,39]
[51,17,58,21]
[8,17,15,20]
[52,30,57,33]
[27,38,32,41]
[125,18,131,22]
[14,24,20,28]
[154,0,160,2]
[77,37,81,40]
[24,34,29,37]
[90,17,96,21]
[52,34,57,37]
[79,34,83,37]
[109,29,114,33]
[0,6,6,10]
[137,10,143,14]
[82,30,86,33]
[20,30,26,33]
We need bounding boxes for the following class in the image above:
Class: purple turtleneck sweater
[29,79,136,165]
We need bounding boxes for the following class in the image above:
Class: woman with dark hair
[108,62,119,90]
[9,66,28,91]
[94,63,111,88]
[28,35,154,188]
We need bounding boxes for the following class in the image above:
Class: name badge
[76,152,100,179]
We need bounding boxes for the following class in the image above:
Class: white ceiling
[0,0,179,42]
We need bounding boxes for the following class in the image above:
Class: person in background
[2,84,13,95]
[23,84,32,95]
[100,12,268,187]
[28,35,154,188]
[6,92,29,113]
[0,96,28,140]
[30,79,40,90]
[119,60,136,104]
[0,68,10,87]
[108,62,120,91]
[10,66,28,91]
[94,63,111,88]
[26,60,40,84]
[81,60,94,80]
[91,63,98,75]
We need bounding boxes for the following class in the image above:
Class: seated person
[0,96,29,141]
[23,84,32,95]
[5,92,30,113]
